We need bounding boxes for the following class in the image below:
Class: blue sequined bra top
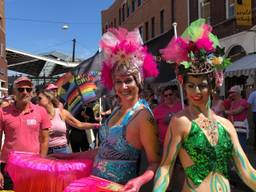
[92,99,152,184]
[182,121,233,187]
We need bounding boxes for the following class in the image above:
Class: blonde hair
[39,90,59,108]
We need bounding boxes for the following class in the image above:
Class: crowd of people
[0,18,256,192]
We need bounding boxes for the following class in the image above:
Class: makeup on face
[114,77,134,87]
[186,82,209,91]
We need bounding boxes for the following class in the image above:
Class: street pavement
[231,145,256,192]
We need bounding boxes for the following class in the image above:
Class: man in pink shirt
[153,85,183,191]
[153,85,182,145]
[0,76,51,190]
[225,85,249,149]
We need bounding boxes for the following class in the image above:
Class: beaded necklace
[190,107,219,146]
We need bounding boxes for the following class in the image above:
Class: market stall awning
[225,54,256,77]
[6,48,80,77]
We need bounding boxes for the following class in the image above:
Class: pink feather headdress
[100,27,159,90]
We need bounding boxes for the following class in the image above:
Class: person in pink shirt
[0,76,51,190]
[37,90,100,154]
[153,86,183,191]
[153,85,182,145]
[225,85,249,149]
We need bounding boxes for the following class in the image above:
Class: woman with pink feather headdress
[153,19,256,192]
[63,27,161,192]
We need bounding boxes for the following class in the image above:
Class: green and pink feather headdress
[161,19,231,87]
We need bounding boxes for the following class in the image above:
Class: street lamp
[61,24,76,62]
[62,24,69,30]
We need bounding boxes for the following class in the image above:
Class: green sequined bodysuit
[182,121,233,187]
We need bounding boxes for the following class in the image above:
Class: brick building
[101,0,189,42]
[102,0,256,88]
[197,0,256,94]
[101,0,189,84]
[0,0,7,97]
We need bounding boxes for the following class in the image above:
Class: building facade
[101,0,189,85]
[102,0,256,57]
[101,0,189,43]
[102,0,256,90]
[0,0,7,97]
[188,0,256,58]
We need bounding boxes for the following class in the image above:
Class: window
[138,0,141,7]
[139,26,144,40]
[145,22,149,41]
[122,4,125,22]
[119,8,121,25]
[160,9,165,34]
[151,17,155,38]
[226,0,235,19]
[132,0,135,12]
[199,0,211,23]
[126,2,130,17]
[0,43,4,58]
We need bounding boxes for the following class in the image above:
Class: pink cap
[228,85,241,94]
[14,76,33,86]
[46,83,58,90]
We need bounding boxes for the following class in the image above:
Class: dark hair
[162,85,178,95]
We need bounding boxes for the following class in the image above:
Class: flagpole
[99,97,102,125]
[172,22,185,109]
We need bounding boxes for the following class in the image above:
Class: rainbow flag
[57,51,102,115]
[61,71,100,115]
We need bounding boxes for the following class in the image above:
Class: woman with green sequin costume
[153,19,256,192]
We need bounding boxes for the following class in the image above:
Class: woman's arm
[61,109,100,130]
[225,105,246,115]
[153,116,184,192]
[224,119,256,190]
[39,129,49,156]
[120,109,160,192]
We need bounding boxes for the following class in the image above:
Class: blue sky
[5,0,114,60]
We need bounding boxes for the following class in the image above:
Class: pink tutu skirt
[6,151,93,192]
[64,175,123,192]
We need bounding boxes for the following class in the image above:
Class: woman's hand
[0,172,4,189]
[83,122,100,129]
[119,177,142,192]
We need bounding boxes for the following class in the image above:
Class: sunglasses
[17,87,33,93]
[164,93,173,97]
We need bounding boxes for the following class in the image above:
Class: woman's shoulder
[215,114,236,135]
[58,108,70,120]
[170,108,192,131]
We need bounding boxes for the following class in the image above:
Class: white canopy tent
[225,54,256,79]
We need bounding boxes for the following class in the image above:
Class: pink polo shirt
[153,102,182,144]
[0,103,51,162]
[230,99,249,122]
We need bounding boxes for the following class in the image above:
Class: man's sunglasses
[17,87,33,93]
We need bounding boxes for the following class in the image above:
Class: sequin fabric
[182,121,233,186]
[92,99,152,184]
